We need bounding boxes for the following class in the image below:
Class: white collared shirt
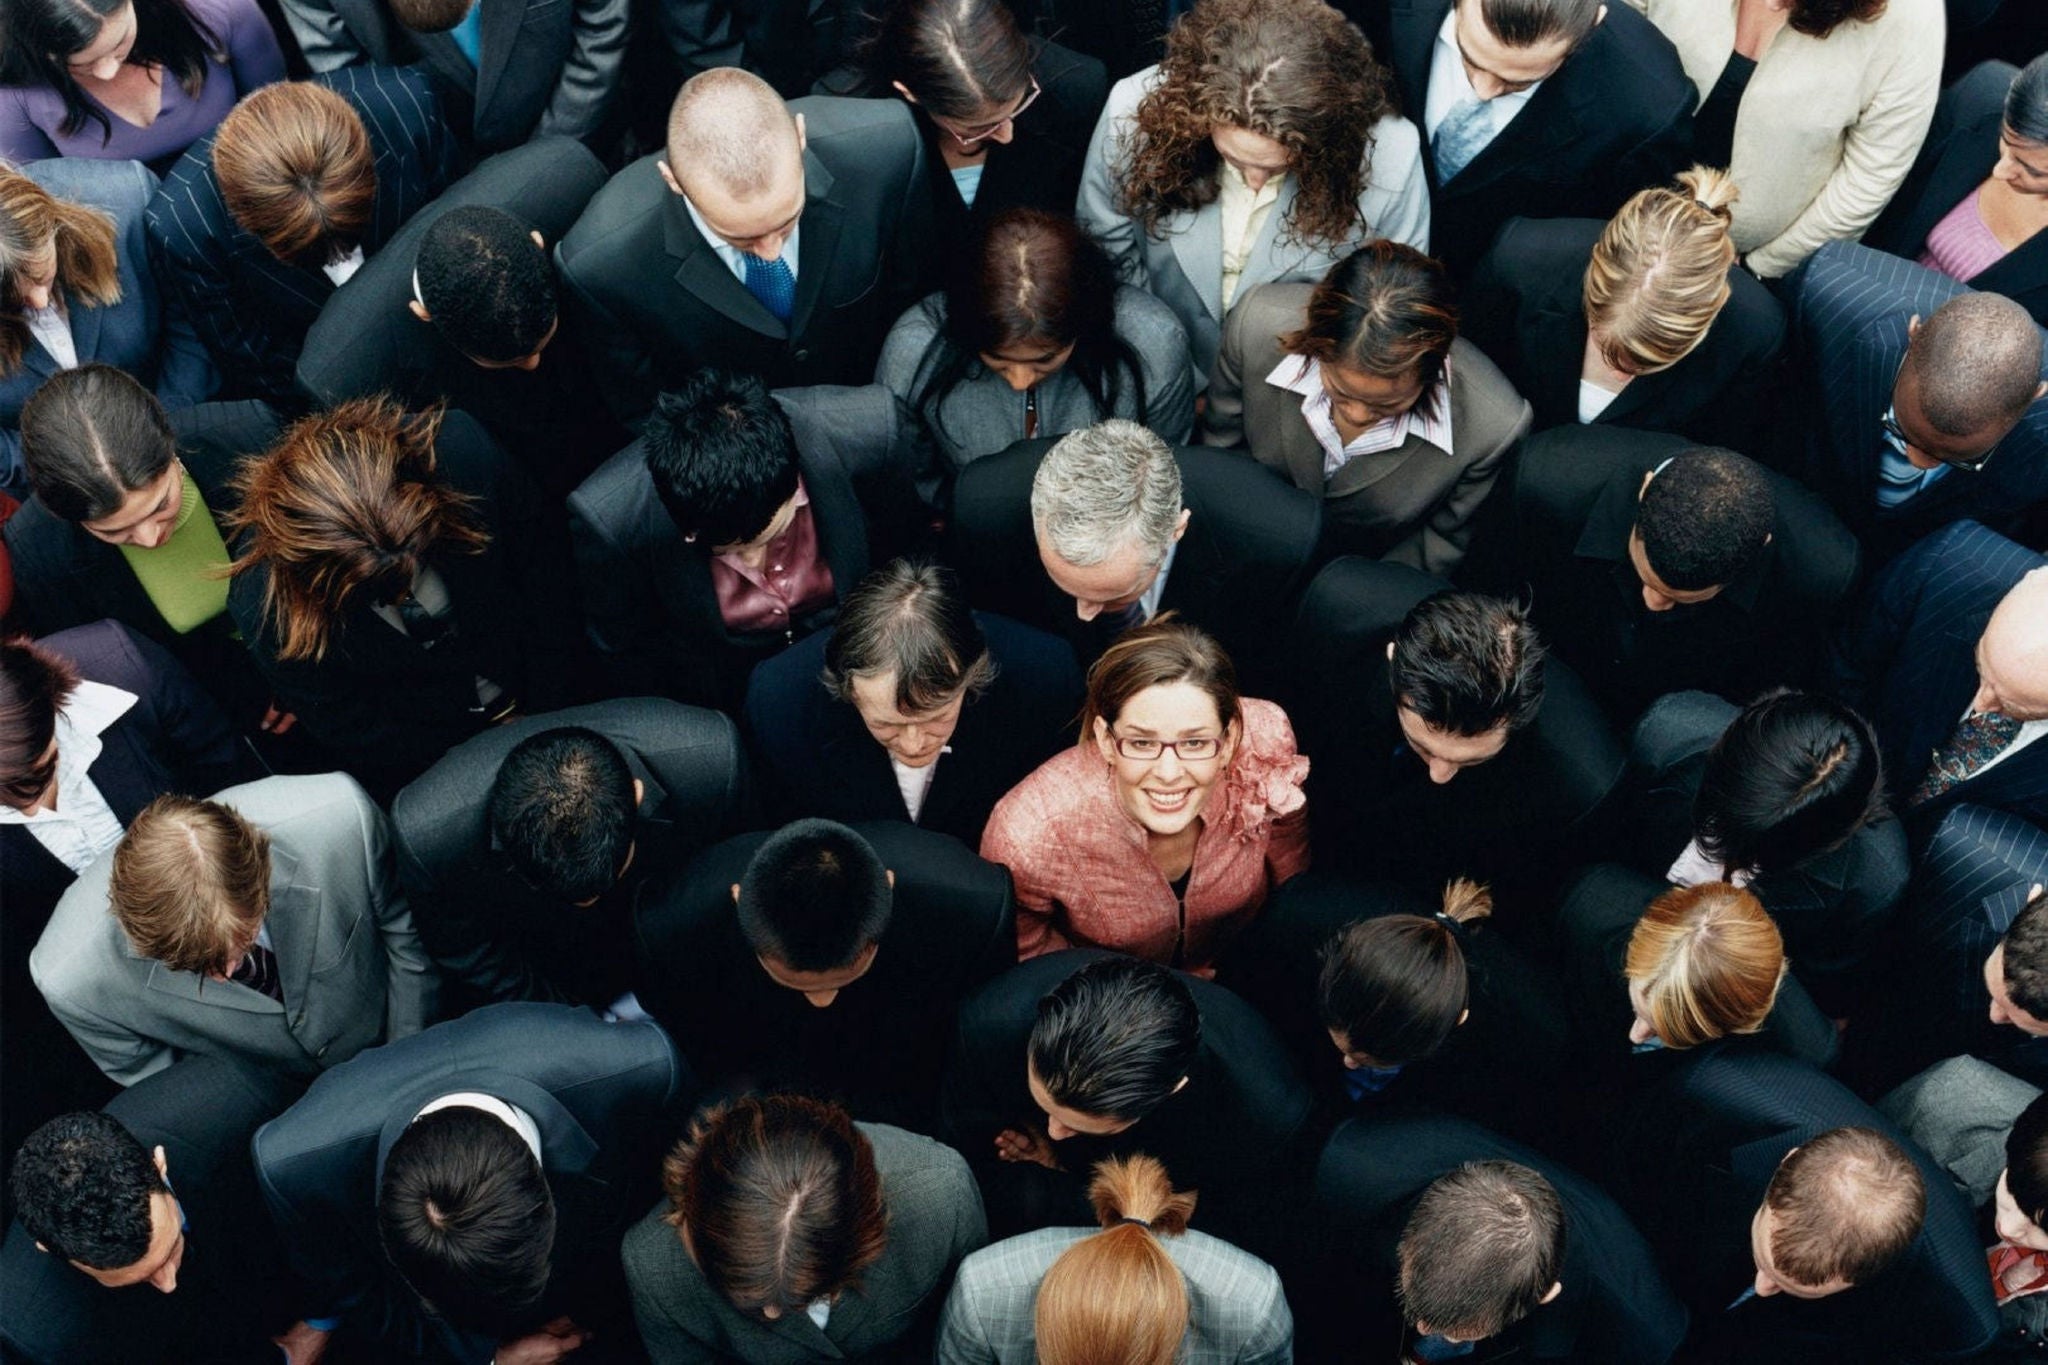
[1665,838,1753,889]
[1217,160,1285,312]
[321,244,367,287]
[890,750,948,823]
[413,1092,544,1162]
[1267,355,1456,478]
[25,303,77,370]
[682,192,801,285]
[1578,379,1622,424]
[0,681,138,873]
[1423,7,1544,144]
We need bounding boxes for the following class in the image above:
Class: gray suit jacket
[1880,1054,2042,1210]
[937,1226,1294,1364]
[1204,284,1530,576]
[30,773,437,1085]
[623,1122,987,1363]
[1077,67,1430,390]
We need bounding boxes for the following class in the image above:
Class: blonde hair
[110,795,271,975]
[1624,881,1786,1050]
[1035,1157,1196,1365]
[0,167,121,375]
[1583,166,1739,375]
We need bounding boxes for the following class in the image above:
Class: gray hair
[821,560,994,712]
[1029,420,1184,570]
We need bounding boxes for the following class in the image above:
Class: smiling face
[80,460,183,549]
[848,670,965,768]
[64,2,138,82]
[1210,124,1293,193]
[1093,680,1239,839]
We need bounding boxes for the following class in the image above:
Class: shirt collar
[412,1092,544,1163]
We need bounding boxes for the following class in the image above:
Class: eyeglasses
[1109,731,1223,762]
[934,77,1041,147]
[1881,355,1998,473]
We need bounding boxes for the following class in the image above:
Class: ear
[1592,3,1606,23]
[1457,1007,1470,1027]
[1385,641,1396,662]
[152,1145,170,1184]
[885,868,897,889]
[890,80,918,105]
[1540,1281,1563,1305]
[1763,531,1773,547]
[528,229,545,250]
[1906,313,1922,340]
[632,778,645,807]
[1093,715,1116,764]
[2033,381,2047,403]
[1170,507,1191,543]
[407,299,432,323]
[658,160,685,197]
[793,111,808,154]
[730,882,742,905]
[1170,1075,1190,1095]
[1637,468,1655,501]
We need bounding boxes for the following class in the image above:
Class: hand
[259,702,298,735]
[993,1126,1061,1170]
[272,1321,330,1365]
[496,1317,592,1365]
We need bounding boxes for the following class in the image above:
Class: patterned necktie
[743,252,797,323]
[1911,709,2023,806]
[230,942,284,1004]
[1431,97,1493,183]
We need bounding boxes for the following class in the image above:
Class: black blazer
[1362,0,1695,278]
[0,1056,307,1365]
[566,384,921,711]
[655,0,865,97]
[555,96,935,425]
[391,697,749,1011]
[1865,60,2048,326]
[1307,1110,1689,1365]
[252,1003,688,1364]
[1462,216,1788,450]
[943,438,1321,696]
[741,609,1082,847]
[632,819,1015,1132]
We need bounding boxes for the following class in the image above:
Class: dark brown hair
[1281,240,1458,400]
[1080,613,1240,745]
[1316,880,1491,1066]
[0,167,120,375]
[1788,0,1886,36]
[863,0,1032,122]
[0,634,80,809]
[212,83,376,265]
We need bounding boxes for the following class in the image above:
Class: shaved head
[1977,567,2048,722]
[1909,293,2047,438]
[666,68,802,200]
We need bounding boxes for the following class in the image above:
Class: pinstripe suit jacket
[145,66,461,404]
[1791,240,2048,560]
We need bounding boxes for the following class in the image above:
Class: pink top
[980,697,1310,975]
[1918,187,2010,285]
[709,479,836,633]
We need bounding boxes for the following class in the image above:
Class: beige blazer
[1204,283,1530,577]
[1627,0,1943,278]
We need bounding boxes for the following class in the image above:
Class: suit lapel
[265,843,324,1020]
[1387,0,1447,124]
[1164,202,1225,324]
[414,29,479,95]
[1971,231,2048,307]
[803,452,871,600]
[473,0,520,113]
[1441,77,1584,200]
[69,293,107,364]
[662,197,785,339]
[1259,359,1332,494]
[784,153,845,343]
[1903,121,1997,249]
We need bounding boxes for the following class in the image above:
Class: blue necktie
[743,252,796,323]
[1432,97,1493,183]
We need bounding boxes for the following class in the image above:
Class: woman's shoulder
[1238,696,1299,750]
[985,744,1104,844]
[1111,284,1188,343]
[1104,65,1163,119]
[1223,697,1309,830]
[1363,111,1422,167]
[24,156,155,224]
[183,0,263,38]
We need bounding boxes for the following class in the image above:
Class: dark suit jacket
[567,384,920,711]
[1790,240,2048,561]
[1827,519,2048,833]
[555,96,934,425]
[655,0,864,97]
[251,1003,688,1365]
[1610,1048,2000,1364]
[0,1055,307,1365]
[1865,61,2048,326]
[938,949,1314,1259]
[1363,0,1695,278]
[943,438,1321,696]
[1484,426,1861,720]
[633,820,1016,1133]
[1308,1110,1689,1365]
[741,610,1082,847]
[392,698,748,1010]
[146,66,462,404]
[1461,216,1787,450]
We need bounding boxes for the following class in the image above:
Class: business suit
[654,0,863,97]
[1307,1110,1688,1365]
[625,1121,985,1364]
[0,1055,307,1365]
[279,0,628,151]
[1482,425,1861,720]
[146,66,463,404]
[633,820,1015,1133]
[1461,216,1787,451]
[742,611,1082,847]
[252,1002,688,1365]
[30,772,439,1086]
[943,438,1322,696]
[1791,240,2048,560]
[393,698,748,1011]
[1362,0,1695,279]
[1204,286,1530,575]
[1866,61,2048,325]
[1077,66,1430,388]
[1609,1047,2000,1365]
[556,96,934,425]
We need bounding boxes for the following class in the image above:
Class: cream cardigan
[1626,0,1942,278]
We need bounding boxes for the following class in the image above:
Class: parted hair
[1763,1127,1925,1288]
[9,1110,166,1269]
[0,167,120,376]
[1317,880,1491,1066]
[110,794,271,975]
[1282,240,1459,401]
[19,364,177,522]
[1693,689,1887,879]
[1030,956,1202,1122]
[822,560,994,714]
[1397,1161,1564,1339]
[1389,591,1546,738]
[1115,0,1396,249]
[1080,613,1241,747]
[1584,167,1739,376]
[1625,882,1787,1050]
[1035,1156,1199,1365]
[1031,419,1183,570]
[662,1095,888,1317]
[860,0,1033,122]
[212,82,376,266]
[226,397,488,663]
[0,633,80,810]
[2001,888,2048,1019]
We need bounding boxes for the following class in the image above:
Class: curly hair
[1788,0,1886,37]
[1114,0,1396,250]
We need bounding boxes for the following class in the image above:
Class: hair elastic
[1114,1215,1152,1229]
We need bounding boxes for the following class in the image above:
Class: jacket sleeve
[40,990,174,1086]
[148,204,299,404]
[357,786,440,1040]
[1077,93,1146,287]
[0,91,60,162]
[538,0,631,142]
[275,0,366,72]
[1380,395,1529,577]
[1201,298,1251,448]
[124,625,259,792]
[979,802,1069,960]
[1241,1270,1297,1365]
[1141,304,1195,444]
[557,247,661,428]
[934,1270,1003,1365]
[1823,520,1943,708]
[1364,117,1432,253]
[568,493,670,697]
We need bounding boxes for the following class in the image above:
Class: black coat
[632,820,1015,1132]
[654,0,864,97]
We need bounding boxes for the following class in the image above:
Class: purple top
[0,0,285,167]
[1918,187,2012,285]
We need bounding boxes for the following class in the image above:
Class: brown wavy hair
[1035,1157,1198,1365]
[225,397,487,664]
[1789,0,1886,37]
[0,167,121,376]
[1114,0,1396,250]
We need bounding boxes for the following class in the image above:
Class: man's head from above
[1999,1089,2048,1252]
[661,67,808,262]
[1973,566,2048,722]
[110,794,272,979]
[1397,1161,1564,1344]
[1386,591,1545,785]
[1030,420,1190,622]
[213,82,375,268]
[1989,886,2048,1036]
[411,206,558,371]
[733,819,894,1009]
[1751,1127,1925,1299]
[11,1112,185,1291]
[1629,449,1774,612]
[1450,0,1606,100]
[1027,957,1201,1141]
[487,726,643,906]
[0,632,80,815]
[1892,294,2047,473]
[378,1104,555,1332]
[644,367,801,553]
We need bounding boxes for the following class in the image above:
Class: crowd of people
[0,0,2043,1359]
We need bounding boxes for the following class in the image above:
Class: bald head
[1908,293,2047,438]
[665,68,802,200]
[1977,566,2048,722]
